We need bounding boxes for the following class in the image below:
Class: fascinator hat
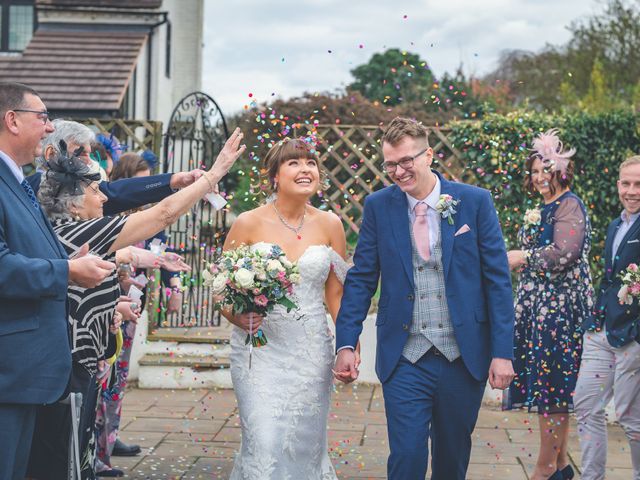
[530,129,576,176]
[96,133,127,163]
[44,140,101,196]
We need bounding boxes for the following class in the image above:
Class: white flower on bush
[266,259,285,273]
[235,268,255,289]
[211,273,228,294]
[523,208,542,227]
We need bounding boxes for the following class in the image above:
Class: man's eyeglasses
[13,108,51,125]
[382,147,429,174]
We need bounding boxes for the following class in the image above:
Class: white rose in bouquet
[211,273,228,294]
[266,259,285,273]
[279,256,293,269]
[202,268,215,283]
[235,268,255,289]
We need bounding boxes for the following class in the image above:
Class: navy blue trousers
[382,350,486,480]
[0,403,36,480]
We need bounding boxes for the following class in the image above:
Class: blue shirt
[0,150,24,183]
[612,210,640,259]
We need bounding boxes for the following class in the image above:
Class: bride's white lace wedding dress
[229,242,348,480]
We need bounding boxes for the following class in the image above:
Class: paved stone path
[113,384,633,479]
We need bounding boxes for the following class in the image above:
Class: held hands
[209,128,245,180]
[233,312,264,335]
[110,311,123,334]
[333,348,359,384]
[68,243,115,288]
[488,358,516,390]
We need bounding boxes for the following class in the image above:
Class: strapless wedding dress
[229,242,348,480]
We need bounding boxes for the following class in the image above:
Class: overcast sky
[202,0,603,116]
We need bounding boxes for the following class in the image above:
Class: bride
[222,137,351,479]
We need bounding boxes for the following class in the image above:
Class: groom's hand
[488,358,515,390]
[333,348,359,383]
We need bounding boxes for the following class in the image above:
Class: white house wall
[148,0,203,126]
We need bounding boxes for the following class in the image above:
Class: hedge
[448,110,640,281]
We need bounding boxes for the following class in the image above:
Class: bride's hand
[233,312,264,335]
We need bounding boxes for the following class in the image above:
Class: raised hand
[68,244,115,288]
[209,128,245,179]
[333,348,359,383]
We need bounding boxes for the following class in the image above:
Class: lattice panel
[298,124,467,235]
[81,118,163,157]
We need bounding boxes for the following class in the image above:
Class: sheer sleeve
[328,248,350,285]
[527,197,586,273]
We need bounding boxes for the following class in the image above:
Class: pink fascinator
[531,129,575,175]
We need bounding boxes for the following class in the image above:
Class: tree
[486,0,640,112]
[349,48,435,106]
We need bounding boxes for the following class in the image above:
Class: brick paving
[114,384,633,479]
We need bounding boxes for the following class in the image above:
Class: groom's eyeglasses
[382,147,429,174]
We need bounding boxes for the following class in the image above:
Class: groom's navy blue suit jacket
[336,172,515,383]
[0,159,70,404]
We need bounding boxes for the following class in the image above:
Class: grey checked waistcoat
[402,228,461,363]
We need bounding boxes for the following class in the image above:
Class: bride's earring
[273,179,278,191]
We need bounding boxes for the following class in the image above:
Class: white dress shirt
[0,150,24,183]
[406,174,441,251]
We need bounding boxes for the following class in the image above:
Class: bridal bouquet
[617,263,640,305]
[202,244,300,348]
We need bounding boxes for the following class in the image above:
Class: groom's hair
[382,117,429,147]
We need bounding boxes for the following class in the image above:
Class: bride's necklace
[272,202,306,240]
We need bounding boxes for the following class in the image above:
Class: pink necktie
[413,202,430,261]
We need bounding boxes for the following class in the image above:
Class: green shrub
[448,110,640,281]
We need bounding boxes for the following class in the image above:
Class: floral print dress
[504,191,594,413]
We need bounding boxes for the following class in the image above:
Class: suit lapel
[438,174,456,279]
[0,162,62,254]
[389,186,414,287]
[604,218,620,278]
[612,215,640,272]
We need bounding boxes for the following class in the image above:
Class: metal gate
[157,91,230,328]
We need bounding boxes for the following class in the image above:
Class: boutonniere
[435,194,460,225]
[618,263,640,305]
[523,208,542,227]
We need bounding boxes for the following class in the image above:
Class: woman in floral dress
[504,130,594,480]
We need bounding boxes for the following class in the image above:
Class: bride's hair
[261,137,328,196]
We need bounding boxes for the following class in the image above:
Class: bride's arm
[324,213,347,324]
[219,213,262,333]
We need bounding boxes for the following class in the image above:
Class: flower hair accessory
[435,194,459,225]
[531,129,575,175]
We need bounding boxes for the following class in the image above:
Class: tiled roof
[0,29,147,113]
[37,0,162,9]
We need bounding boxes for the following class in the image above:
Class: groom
[334,117,515,480]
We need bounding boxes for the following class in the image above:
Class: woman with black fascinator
[27,130,245,479]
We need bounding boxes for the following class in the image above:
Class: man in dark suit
[0,82,115,479]
[575,155,640,480]
[334,117,515,480]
